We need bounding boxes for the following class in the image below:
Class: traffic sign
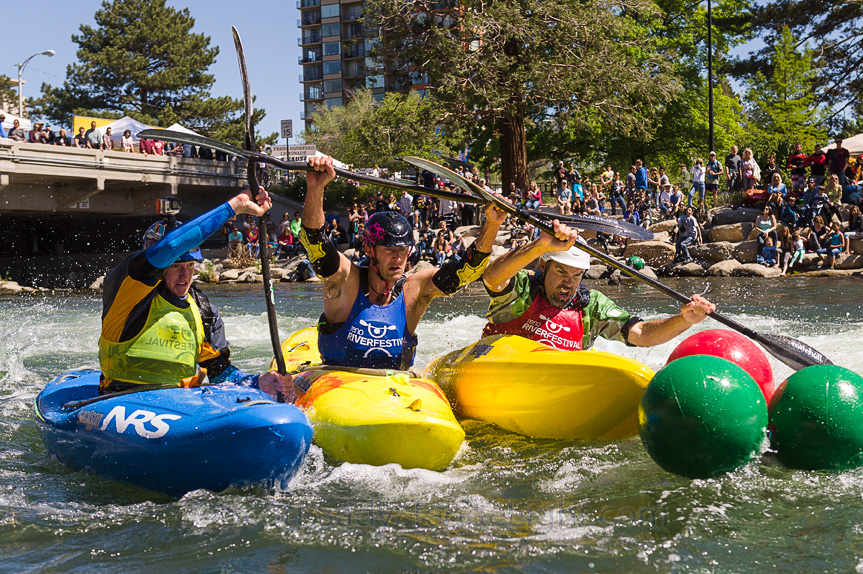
[281,119,293,139]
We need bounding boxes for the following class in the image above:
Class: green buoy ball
[638,355,768,478]
[769,365,863,470]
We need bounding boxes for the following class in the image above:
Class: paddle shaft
[233,27,286,376]
[402,155,830,370]
[137,128,649,239]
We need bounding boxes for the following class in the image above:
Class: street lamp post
[707,0,714,153]
[17,49,55,118]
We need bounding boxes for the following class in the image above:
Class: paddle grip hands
[229,186,272,217]
[258,371,298,403]
[680,295,716,325]
[537,219,581,252]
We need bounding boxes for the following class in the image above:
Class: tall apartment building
[298,0,429,129]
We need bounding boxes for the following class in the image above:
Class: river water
[2,277,863,573]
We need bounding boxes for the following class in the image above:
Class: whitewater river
[2,276,863,573]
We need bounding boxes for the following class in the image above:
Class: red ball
[667,329,775,402]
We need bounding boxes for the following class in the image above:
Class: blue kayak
[35,369,313,496]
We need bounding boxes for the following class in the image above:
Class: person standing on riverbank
[97,186,292,400]
[298,154,507,369]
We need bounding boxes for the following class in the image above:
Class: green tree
[743,26,826,151]
[731,0,862,132]
[302,89,462,171]
[0,76,17,113]
[32,0,274,145]
[365,0,679,193]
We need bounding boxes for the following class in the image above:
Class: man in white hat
[481,221,715,351]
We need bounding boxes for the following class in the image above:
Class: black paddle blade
[757,333,833,371]
[137,128,247,157]
[400,156,651,240]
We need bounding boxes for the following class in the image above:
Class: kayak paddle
[135,128,650,240]
[400,155,832,372]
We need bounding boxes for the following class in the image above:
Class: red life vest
[482,294,584,351]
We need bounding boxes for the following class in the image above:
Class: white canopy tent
[100,116,151,142]
[821,133,863,157]
[1,113,32,133]
[166,123,201,136]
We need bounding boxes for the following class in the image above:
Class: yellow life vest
[99,293,204,387]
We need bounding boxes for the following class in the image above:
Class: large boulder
[649,219,678,234]
[734,263,782,277]
[732,240,759,263]
[89,275,105,290]
[658,261,707,277]
[238,270,258,283]
[408,260,436,275]
[269,267,290,280]
[835,254,863,270]
[707,206,761,227]
[850,238,863,255]
[623,240,676,267]
[619,265,658,282]
[690,241,736,263]
[220,269,241,281]
[584,264,607,280]
[708,259,742,276]
[455,225,481,238]
[706,222,753,243]
[799,268,859,278]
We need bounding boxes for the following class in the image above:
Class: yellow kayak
[274,328,465,470]
[424,335,655,440]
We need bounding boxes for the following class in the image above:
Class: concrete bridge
[0,139,304,288]
[0,139,247,215]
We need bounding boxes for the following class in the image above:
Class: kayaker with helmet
[481,221,716,351]
[300,155,507,369]
[98,187,292,399]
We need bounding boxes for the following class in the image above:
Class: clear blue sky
[3,0,303,142]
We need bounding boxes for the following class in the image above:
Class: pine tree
[33,0,274,145]
[744,26,826,151]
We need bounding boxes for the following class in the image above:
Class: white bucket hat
[540,246,591,270]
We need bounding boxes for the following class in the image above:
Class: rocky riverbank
[619,206,863,279]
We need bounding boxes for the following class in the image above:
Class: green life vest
[99,293,204,386]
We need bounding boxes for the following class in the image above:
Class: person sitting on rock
[623,202,641,227]
[674,206,700,263]
[782,230,805,276]
[755,205,778,251]
[480,221,716,352]
[757,236,778,268]
[843,205,863,251]
[807,215,830,252]
[816,221,845,269]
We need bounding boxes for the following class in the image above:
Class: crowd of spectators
[0,116,232,160]
[544,138,863,274]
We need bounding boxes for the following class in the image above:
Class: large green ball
[769,365,863,470]
[639,355,768,478]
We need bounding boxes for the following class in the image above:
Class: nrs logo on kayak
[95,406,182,439]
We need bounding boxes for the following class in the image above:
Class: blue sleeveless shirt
[317,273,417,369]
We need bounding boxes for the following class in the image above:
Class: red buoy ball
[769,365,863,470]
[667,329,775,403]
[639,355,768,479]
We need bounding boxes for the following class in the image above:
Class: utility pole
[707,0,715,153]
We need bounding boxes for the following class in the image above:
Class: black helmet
[363,211,414,248]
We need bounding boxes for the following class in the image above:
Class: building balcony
[299,54,320,64]
[342,45,365,59]
[298,13,321,27]
[298,32,322,45]
[300,71,323,82]
[297,0,321,8]
[342,8,363,21]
